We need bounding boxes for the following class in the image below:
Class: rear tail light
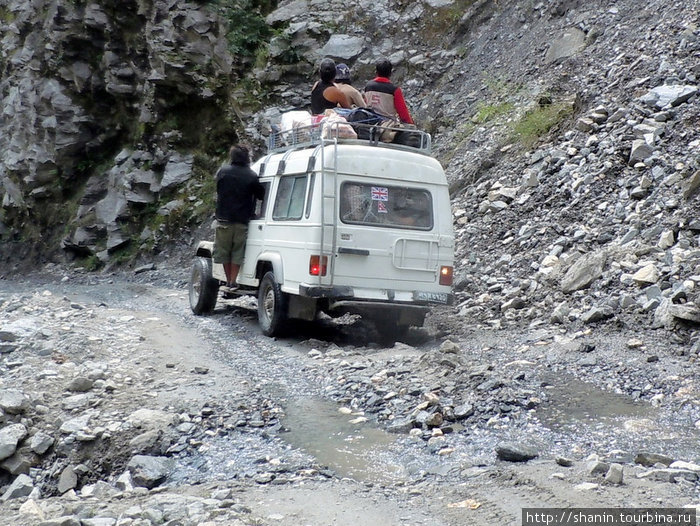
[439,265,453,286]
[309,255,328,276]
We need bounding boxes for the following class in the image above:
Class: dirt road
[0,270,698,525]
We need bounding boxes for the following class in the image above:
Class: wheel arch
[255,252,284,283]
[195,241,214,258]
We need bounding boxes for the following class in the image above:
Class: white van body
[190,122,454,341]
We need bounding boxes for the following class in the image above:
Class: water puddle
[281,397,408,485]
[536,373,699,457]
[537,374,650,430]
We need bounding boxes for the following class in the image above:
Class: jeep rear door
[334,181,446,287]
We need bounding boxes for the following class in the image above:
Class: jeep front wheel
[258,271,289,337]
[189,257,219,315]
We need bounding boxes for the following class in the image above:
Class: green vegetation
[212,0,274,63]
[511,101,573,148]
[426,0,477,36]
[472,101,513,124]
[0,7,15,23]
[81,255,101,271]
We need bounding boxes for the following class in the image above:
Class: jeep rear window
[273,175,307,221]
[339,183,433,230]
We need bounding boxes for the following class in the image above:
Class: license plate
[413,291,450,304]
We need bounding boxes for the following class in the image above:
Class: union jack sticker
[371,186,388,201]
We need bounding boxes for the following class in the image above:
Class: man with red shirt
[363,58,414,125]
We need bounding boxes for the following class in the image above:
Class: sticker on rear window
[371,187,388,201]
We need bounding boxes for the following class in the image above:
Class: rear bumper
[299,284,453,306]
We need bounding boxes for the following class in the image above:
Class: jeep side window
[272,175,307,221]
[253,181,271,220]
[339,182,433,230]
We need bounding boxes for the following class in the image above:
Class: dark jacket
[215,163,265,224]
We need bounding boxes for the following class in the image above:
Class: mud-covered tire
[189,257,219,315]
[258,271,289,337]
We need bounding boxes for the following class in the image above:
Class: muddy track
[1,274,698,525]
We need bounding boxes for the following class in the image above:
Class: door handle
[338,247,370,256]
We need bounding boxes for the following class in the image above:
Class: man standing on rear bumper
[214,145,265,289]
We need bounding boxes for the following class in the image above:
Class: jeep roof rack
[267,120,432,155]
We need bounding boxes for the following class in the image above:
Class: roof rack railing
[267,120,432,154]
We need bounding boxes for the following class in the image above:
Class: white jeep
[189,120,454,341]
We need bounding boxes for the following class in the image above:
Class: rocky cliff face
[0,0,238,263]
[1,0,699,338]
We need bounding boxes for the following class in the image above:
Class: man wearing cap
[334,63,366,108]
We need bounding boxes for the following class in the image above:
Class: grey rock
[127,408,176,430]
[129,429,162,452]
[59,413,93,434]
[320,35,365,60]
[126,455,174,488]
[0,448,35,475]
[581,306,614,324]
[1,473,33,501]
[550,302,570,324]
[561,251,606,293]
[668,304,700,323]
[637,468,698,483]
[0,423,28,460]
[160,154,194,190]
[632,264,660,285]
[605,463,624,484]
[58,466,78,494]
[683,170,700,199]
[545,27,586,64]
[0,389,30,414]
[386,417,414,433]
[629,139,654,165]
[588,460,610,475]
[67,376,94,393]
[556,456,574,467]
[0,343,19,354]
[453,403,475,419]
[635,451,674,467]
[495,442,538,462]
[82,518,117,526]
[640,85,698,109]
[501,297,526,311]
[36,517,81,526]
[115,470,134,491]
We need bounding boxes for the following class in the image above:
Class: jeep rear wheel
[189,257,219,315]
[258,271,289,337]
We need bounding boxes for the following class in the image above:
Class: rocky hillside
[1,0,699,339]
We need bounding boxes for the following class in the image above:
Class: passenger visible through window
[340,182,433,229]
[273,175,307,220]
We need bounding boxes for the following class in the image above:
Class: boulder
[0,389,30,414]
[495,442,538,462]
[561,251,606,293]
[1,473,34,501]
[640,85,699,109]
[0,423,28,460]
[126,455,174,488]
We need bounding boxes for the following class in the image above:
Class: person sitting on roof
[363,58,414,125]
[334,63,366,109]
[311,58,350,115]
